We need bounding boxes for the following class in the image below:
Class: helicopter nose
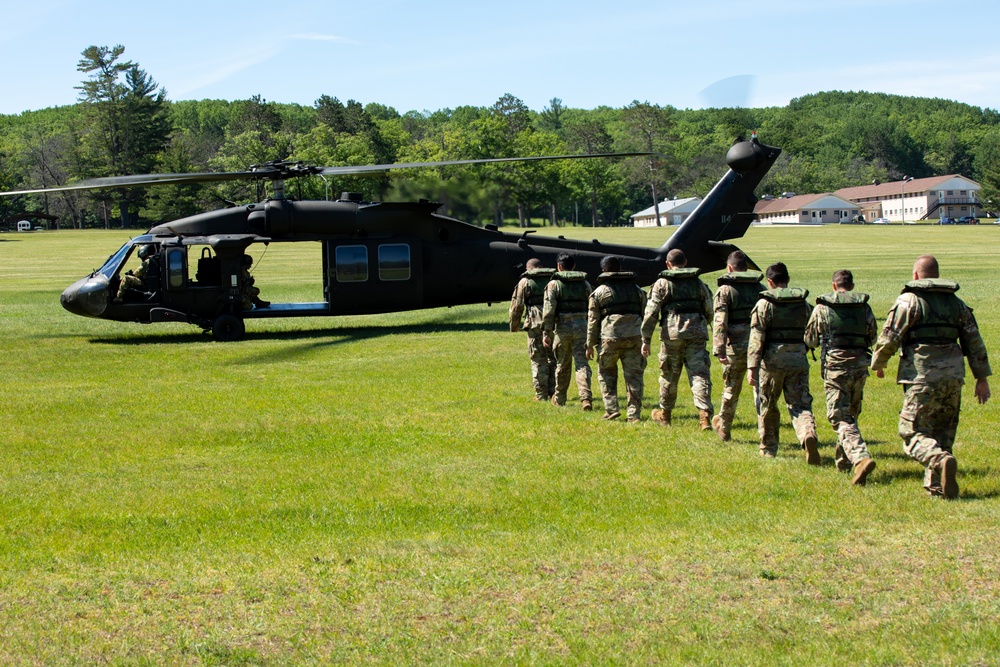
[61,275,110,317]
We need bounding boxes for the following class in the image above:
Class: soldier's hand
[875,369,885,379]
[975,378,991,405]
[747,368,758,386]
[543,334,552,350]
[585,346,594,361]
[718,354,730,366]
[641,342,650,357]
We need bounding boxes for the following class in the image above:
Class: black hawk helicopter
[2,136,780,341]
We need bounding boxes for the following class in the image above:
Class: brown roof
[833,175,964,201]
[754,193,825,214]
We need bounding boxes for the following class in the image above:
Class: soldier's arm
[701,282,713,321]
[712,288,730,358]
[641,280,664,344]
[747,303,767,370]
[959,303,992,380]
[870,294,918,372]
[803,304,824,350]
[509,281,526,332]
[541,283,557,335]
[585,292,602,351]
[865,305,879,347]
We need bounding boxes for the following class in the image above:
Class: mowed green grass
[1,225,998,665]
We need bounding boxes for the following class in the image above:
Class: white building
[631,197,702,227]
[754,193,861,224]
[835,175,982,222]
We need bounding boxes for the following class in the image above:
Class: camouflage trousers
[823,368,872,470]
[552,327,592,405]
[899,380,963,494]
[717,346,749,429]
[526,330,556,400]
[597,337,646,419]
[758,367,817,456]
[117,273,145,299]
[657,339,713,414]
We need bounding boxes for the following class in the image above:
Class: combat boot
[698,410,712,431]
[581,399,593,412]
[939,454,959,499]
[551,395,565,407]
[803,434,820,466]
[851,458,876,486]
[711,414,731,442]
[650,408,671,426]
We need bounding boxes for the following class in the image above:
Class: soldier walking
[871,254,991,499]
[804,270,879,485]
[747,262,820,462]
[710,250,765,441]
[586,256,647,422]
[641,248,714,428]
[509,258,556,401]
[542,253,594,411]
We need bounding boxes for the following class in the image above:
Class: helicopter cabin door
[325,239,423,314]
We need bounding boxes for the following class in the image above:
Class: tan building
[835,175,982,222]
[631,197,701,227]
[754,193,862,224]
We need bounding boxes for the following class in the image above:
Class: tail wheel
[212,313,245,342]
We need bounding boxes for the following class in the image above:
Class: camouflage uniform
[587,272,648,420]
[712,271,765,438]
[804,292,879,471]
[641,268,714,417]
[542,271,593,407]
[240,268,262,310]
[509,268,557,400]
[116,257,158,299]
[748,287,818,456]
[871,279,992,495]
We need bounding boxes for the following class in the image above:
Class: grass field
[1,225,998,665]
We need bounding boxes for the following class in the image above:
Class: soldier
[116,244,160,300]
[871,254,991,499]
[509,258,557,401]
[542,253,594,410]
[804,269,879,485]
[641,248,714,428]
[710,250,765,441]
[240,254,270,310]
[747,262,819,462]
[586,256,647,422]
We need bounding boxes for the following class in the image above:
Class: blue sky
[4,0,999,116]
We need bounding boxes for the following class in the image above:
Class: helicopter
[1,136,780,341]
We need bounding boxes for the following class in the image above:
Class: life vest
[815,291,870,350]
[902,279,963,346]
[659,268,704,323]
[553,270,589,314]
[596,272,644,317]
[759,287,810,344]
[521,268,555,307]
[717,271,764,325]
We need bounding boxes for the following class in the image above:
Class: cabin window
[167,249,185,288]
[378,244,411,281]
[336,245,368,282]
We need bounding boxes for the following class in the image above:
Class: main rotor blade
[315,152,655,176]
[0,170,258,196]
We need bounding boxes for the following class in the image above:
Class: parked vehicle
[872,217,891,224]
[938,217,956,225]
[957,216,978,224]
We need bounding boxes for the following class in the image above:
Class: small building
[835,175,982,222]
[631,197,701,227]
[754,193,861,225]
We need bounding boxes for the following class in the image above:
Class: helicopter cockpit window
[336,245,368,283]
[167,249,185,288]
[98,243,133,279]
[378,244,410,281]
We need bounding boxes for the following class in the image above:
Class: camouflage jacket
[542,271,593,335]
[712,273,764,356]
[586,273,647,348]
[509,269,554,333]
[871,280,992,384]
[641,270,713,343]
[748,287,812,371]
[804,291,878,373]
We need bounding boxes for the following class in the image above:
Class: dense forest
[2,45,1000,230]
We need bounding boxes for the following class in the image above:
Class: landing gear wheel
[212,313,245,342]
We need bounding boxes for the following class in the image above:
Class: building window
[336,245,368,282]
[378,244,411,281]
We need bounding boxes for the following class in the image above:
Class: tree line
[2,45,1000,230]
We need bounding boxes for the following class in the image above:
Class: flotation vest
[815,291,870,350]
[759,287,810,344]
[659,268,704,324]
[902,279,963,346]
[553,270,589,314]
[717,271,764,325]
[596,272,644,317]
[521,268,555,307]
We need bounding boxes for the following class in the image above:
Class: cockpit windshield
[98,243,133,279]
